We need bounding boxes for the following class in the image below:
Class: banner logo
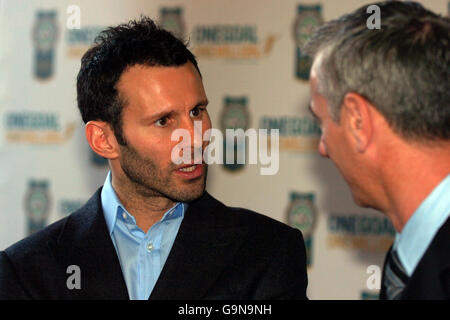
[193,24,277,59]
[159,7,186,39]
[293,4,323,80]
[327,213,395,252]
[3,111,76,144]
[24,180,51,235]
[220,96,250,172]
[286,192,317,267]
[259,115,320,153]
[32,10,59,80]
[66,26,104,58]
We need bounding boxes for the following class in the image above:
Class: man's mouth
[178,165,198,172]
[176,164,204,179]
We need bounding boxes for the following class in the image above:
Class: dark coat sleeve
[252,228,308,300]
[0,251,31,299]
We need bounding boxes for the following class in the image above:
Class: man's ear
[341,92,373,153]
[85,121,120,160]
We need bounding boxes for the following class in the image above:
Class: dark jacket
[0,189,308,299]
[380,217,450,300]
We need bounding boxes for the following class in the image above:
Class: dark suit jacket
[380,216,450,300]
[0,189,308,300]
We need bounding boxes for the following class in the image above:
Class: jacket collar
[55,188,248,300]
[381,216,450,299]
[55,188,129,299]
[150,192,248,299]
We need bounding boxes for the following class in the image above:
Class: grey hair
[304,1,450,142]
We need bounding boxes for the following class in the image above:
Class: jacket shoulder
[0,190,102,299]
[4,216,69,262]
[199,192,302,238]
[197,193,308,299]
[0,217,70,299]
[4,187,103,262]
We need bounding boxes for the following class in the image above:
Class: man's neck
[111,172,176,233]
[379,143,450,233]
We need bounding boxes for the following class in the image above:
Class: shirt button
[122,212,127,220]
[146,242,154,252]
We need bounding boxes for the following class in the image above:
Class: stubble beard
[119,142,208,203]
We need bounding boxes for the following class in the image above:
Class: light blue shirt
[101,171,186,300]
[393,174,450,277]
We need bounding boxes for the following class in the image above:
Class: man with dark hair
[0,17,308,300]
[305,1,449,299]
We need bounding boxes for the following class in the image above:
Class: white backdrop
[0,0,447,299]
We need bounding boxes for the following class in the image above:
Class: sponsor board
[24,179,51,235]
[286,192,317,267]
[293,4,323,80]
[327,213,395,252]
[220,96,251,172]
[3,111,76,144]
[361,290,379,300]
[65,26,104,59]
[259,115,320,153]
[159,7,186,39]
[192,24,277,59]
[32,10,59,80]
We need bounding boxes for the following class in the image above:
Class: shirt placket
[140,221,164,298]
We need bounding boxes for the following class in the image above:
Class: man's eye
[190,107,203,118]
[155,117,168,127]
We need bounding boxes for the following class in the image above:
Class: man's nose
[181,118,203,149]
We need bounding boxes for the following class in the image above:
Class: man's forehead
[116,62,206,115]
[117,64,159,89]
[116,64,181,101]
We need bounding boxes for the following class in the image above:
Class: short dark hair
[305,1,450,142]
[77,16,200,145]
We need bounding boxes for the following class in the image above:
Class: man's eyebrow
[142,99,209,123]
[142,110,174,123]
[193,99,209,108]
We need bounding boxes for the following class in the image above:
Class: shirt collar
[393,174,450,276]
[101,171,121,235]
[101,171,187,235]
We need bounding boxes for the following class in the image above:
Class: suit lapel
[54,190,249,299]
[55,188,129,299]
[150,192,248,299]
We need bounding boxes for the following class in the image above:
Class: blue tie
[383,250,409,300]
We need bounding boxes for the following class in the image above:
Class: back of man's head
[305,1,449,143]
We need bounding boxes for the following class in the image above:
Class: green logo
[293,4,323,80]
[287,192,317,267]
[24,180,51,235]
[361,291,379,300]
[32,10,59,80]
[160,7,185,39]
[220,96,250,172]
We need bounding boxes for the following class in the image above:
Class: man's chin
[170,166,208,202]
[168,187,205,203]
[166,177,206,203]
